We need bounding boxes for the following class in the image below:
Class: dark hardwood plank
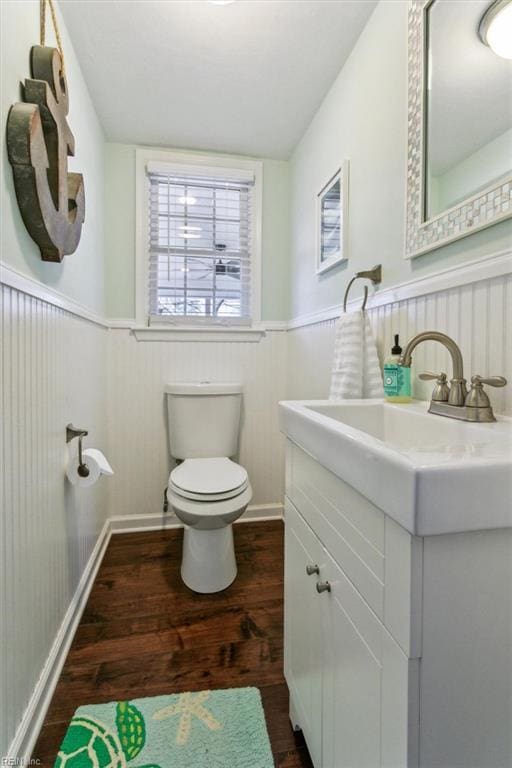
[32,520,312,767]
[69,601,283,663]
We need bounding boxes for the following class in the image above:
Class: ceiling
[59,0,377,159]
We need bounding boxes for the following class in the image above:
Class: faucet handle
[419,371,450,402]
[466,375,507,410]
[471,375,507,388]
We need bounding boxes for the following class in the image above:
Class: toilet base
[181,524,237,593]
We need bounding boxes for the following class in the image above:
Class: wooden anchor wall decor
[7,45,85,262]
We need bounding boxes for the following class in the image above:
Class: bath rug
[54,686,274,768]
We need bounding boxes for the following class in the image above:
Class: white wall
[0,0,108,756]
[107,330,287,522]
[288,0,512,319]
[1,0,512,756]
[1,0,106,314]
[103,142,290,524]
[0,286,109,756]
[287,0,512,412]
[103,0,509,533]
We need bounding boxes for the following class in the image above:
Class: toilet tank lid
[165,382,242,395]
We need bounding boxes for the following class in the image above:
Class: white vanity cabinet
[284,439,512,768]
[286,499,413,768]
[281,394,512,768]
[284,442,420,768]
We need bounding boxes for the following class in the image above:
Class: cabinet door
[321,548,383,768]
[284,499,324,767]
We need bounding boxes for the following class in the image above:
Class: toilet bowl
[168,458,252,592]
[165,382,250,593]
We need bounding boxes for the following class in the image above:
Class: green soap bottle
[383,334,412,403]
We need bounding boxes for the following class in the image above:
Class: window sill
[131,324,268,342]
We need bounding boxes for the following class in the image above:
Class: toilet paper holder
[66,424,90,478]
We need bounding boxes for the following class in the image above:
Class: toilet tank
[165,382,242,459]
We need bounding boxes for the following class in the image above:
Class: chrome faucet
[398,331,507,422]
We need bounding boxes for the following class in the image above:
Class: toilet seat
[170,457,249,502]
[167,482,253,526]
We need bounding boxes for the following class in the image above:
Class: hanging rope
[40,0,66,74]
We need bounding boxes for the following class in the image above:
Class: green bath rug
[55,687,274,768]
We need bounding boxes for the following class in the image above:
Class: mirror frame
[405,0,512,259]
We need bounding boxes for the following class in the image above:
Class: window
[139,153,261,327]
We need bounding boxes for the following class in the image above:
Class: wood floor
[32,520,313,767]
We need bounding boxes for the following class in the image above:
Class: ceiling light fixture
[208,1,236,5]
[178,196,197,205]
[479,0,512,59]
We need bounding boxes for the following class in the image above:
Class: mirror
[425,0,512,220]
[406,0,512,258]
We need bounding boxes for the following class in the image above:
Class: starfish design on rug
[152,691,222,746]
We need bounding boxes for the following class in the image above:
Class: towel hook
[343,264,382,312]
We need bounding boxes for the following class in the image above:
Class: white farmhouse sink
[279,399,512,536]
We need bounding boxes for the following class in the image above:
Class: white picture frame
[316,160,349,275]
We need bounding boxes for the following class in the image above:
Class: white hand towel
[329,311,383,399]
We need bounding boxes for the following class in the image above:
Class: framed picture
[316,160,349,275]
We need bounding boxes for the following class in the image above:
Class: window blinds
[147,164,255,323]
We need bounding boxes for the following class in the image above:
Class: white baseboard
[109,511,181,533]
[238,503,284,522]
[109,503,284,534]
[8,520,112,761]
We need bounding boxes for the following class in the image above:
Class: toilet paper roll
[66,448,114,488]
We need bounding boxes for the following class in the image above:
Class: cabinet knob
[306,564,320,576]
[316,581,331,594]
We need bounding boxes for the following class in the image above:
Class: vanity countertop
[279,399,512,536]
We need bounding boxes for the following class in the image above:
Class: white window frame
[135,149,263,334]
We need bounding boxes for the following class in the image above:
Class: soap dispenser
[383,334,412,403]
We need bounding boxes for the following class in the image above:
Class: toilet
[165,382,252,593]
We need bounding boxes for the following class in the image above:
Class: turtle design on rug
[55,701,160,768]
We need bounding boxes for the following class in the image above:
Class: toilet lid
[170,458,248,497]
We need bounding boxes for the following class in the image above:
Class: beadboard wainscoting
[0,284,109,757]
[2,252,511,758]
[106,329,287,523]
[288,270,512,417]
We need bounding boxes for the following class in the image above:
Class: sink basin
[279,399,512,536]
